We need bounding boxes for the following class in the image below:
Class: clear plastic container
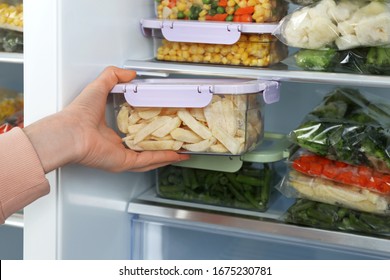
[0,0,23,32]
[111,78,280,155]
[156,133,289,212]
[140,19,288,67]
[155,0,289,23]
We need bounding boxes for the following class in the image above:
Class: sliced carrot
[322,164,339,179]
[234,6,255,15]
[218,0,228,7]
[238,14,253,22]
[206,13,228,21]
[308,162,323,176]
[168,0,177,8]
[335,171,353,185]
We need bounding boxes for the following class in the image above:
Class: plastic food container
[112,78,280,155]
[0,0,23,32]
[155,0,289,23]
[0,88,23,123]
[140,19,288,67]
[156,133,289,212]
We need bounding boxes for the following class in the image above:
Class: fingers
[124,150,190,172]
[84,66,137,99]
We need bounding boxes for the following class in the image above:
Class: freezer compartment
[155,0,289,23]
[112,78,280,155]
[140,19,288,67]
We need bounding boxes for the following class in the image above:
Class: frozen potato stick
[116,105,130,133]
[209,144,229,153]
[137,140,183,151]
[128,123,147,135]
[137,108,162,120]
[182,137,216,152]
[189,108,206,122]
[134,116,172,144]
[222,98,237,136]
[170,127,203,143]
[124,138,143,151]
[177,109,212,139]
[128,110,141,125]
[212,126,241,154]
[211,101,227,132]
[152,116,181,138]
[203,106,216,131]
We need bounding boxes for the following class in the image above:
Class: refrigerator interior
[23,0,390,259]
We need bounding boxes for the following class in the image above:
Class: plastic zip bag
[288,87,390,174]
[274,0,390,50]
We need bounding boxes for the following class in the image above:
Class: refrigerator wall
[23,0,390,259]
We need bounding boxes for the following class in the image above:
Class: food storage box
[156,133,288,212]
[112,78,280,155]
[140,19,288,67]
[0,0,23,32]
[155,0,289,23]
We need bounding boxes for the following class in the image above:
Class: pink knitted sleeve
[0,127,49,224]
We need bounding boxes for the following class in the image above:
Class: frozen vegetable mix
[289,87,390,174]
[284,199,390,235]
[294,48,340,71]
[156,0,289,23]
[275,0,390,50]
[157,162,276,211]
[279,169,390,214]
[290,150,390,194]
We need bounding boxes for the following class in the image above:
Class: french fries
[116,93,263,154]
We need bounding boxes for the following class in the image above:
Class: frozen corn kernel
[0,2,23,29]
[155,34,287,67]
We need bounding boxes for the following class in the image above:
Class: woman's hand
[24,66,190,173]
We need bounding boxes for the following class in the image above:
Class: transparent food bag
[274,0,390,50]
[288,87,390,174]
[292,46,390,74]
[278,169,390,215]
[289,149,390,195]
[283,199,390,235]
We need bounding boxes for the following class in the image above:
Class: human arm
[0,66,189,224]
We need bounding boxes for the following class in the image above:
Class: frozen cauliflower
[278,0,390,50]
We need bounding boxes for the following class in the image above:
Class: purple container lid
[111,78,280,107]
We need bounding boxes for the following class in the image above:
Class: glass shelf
[123,59,390,88]
[0,52,23,64]
[4,212,24,228]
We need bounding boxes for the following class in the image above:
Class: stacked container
[112,78,280,155]
[277,87,390,235]
[140,0,289,67]
[156,132,289,212]
[0,0,23,53]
